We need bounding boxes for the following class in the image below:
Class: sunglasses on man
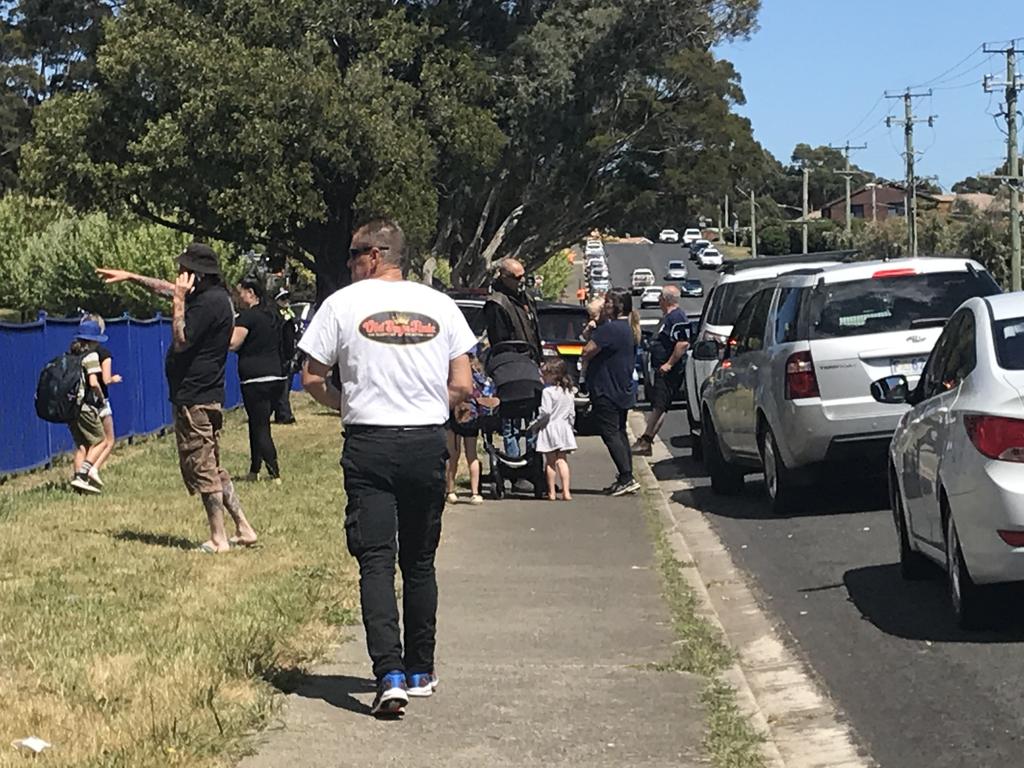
[349,245,391,259]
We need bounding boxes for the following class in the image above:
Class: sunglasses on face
[349,245,390,260]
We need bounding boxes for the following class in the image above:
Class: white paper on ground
[11,737,52,754]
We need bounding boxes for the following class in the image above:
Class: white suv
[682,228,702,245]
[631,268,655,294]
[684,254,852,457]
[697,257,1001,513]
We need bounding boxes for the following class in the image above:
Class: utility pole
[802,168,809,253]
[983,43,1024,291]
[830,142,868,235]
[724,194,730,245]
[750,189,757,258]
[885,89,935,257]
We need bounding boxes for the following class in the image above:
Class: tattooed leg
[200,491,231,552]
[219,469,257,545]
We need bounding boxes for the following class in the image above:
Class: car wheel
[687,407,703,462]
[890,471,931,580]
[945,513,988,630]
[702,412,744,495]
[758,426,799,515]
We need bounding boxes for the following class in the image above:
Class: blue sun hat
[76,319,108,343]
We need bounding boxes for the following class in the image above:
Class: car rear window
[538,310,588,341]
[706,280,762,326]
[458,305,486,336]
[808,270,1000,339]
[993,318,1024,370]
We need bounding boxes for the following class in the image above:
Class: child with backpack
[84,315,122,488]
[67,320,110,494]
[446,350,497,505]
[536,358,577,501]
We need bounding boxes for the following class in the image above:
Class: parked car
[871,293,1024,629]
[697,257,1001,515]
[589,265,609,281]
[640,286,663,309]
[538,301,592,427]
[584,240,605,258]
[589,278,611,295]
[689,239,711,260]
[449,291,490,340]
[684,253,855,458]
[683,228,702,245]
[697,247,723,269]
[585,256,606,276]
[680,278,704,298]
[631,268,655,294]
[665,260,688,280]
[659,229,680,243]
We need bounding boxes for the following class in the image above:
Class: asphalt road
[605,242,1024,768]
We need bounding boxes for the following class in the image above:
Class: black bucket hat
[177,243,222,276]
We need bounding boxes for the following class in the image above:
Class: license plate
[890,356,927,376]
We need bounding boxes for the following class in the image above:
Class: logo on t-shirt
[359,311,440,345]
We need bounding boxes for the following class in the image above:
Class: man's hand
[96,268,136,284]
[659,362,673,374]
[174,271,196,301]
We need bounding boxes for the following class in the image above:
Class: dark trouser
[273,375,295,422]
[591,396,632,483]
[241,381,281,477]
[341,426,447,679]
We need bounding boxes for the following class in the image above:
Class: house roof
[819,182,925,210]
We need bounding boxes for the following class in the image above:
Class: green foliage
[0,194,242,319]
[534,249,574,301]
[756,223,788,256]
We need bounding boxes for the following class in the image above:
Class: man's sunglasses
[349,245,390,259]
[502,271,525,281]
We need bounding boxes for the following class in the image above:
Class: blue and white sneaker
[406,672,439,698]
[370,671,409,717]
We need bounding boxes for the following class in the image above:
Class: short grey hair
[497,257,524,275]
[660,285,681,305]
[353,218,405,266]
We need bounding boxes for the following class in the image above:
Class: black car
[536,301,591,425]
[680,278,704,298]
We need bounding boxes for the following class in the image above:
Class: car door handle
[750,364,759,372]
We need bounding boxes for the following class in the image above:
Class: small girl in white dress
[536,358,578,501]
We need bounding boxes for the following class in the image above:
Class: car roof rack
[719,250,859,274]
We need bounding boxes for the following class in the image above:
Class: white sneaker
[469,495,484,505]
[446,492,459,504]
[71,475,101,495]
[87,468,104,488]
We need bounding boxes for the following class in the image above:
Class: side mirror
[870,375,911,404]
[693,339,721,361]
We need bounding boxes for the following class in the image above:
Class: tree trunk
[296,215,352,306]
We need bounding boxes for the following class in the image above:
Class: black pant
[241,381,281,477]
[591,396,632,483]
[273,375,295,422]
[341,426,447,679]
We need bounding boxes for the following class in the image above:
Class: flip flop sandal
[228,538,260,549]
[196,542,229,554]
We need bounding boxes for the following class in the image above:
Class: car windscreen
[458,305,486,336]
[668,261,684,269]
[993,317,1024,370]
[538,309,588,341]
[705,280,762,326]
[808,270,1000,339]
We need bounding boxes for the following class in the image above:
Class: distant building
[820,183,923,224]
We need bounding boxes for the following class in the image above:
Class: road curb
[629,414,874,768]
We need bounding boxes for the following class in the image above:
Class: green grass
[719,243,753,260]
[0,396,358,768]
[640,477,767,768]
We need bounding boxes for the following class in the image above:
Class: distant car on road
[631,268,655,294]
[589,278,611,295]
[697,257,1001,517]
[680,278,704,298]
[696,247,723,269]
[640,286,663,309]
[589,265,608,281]
[870,292,1024,629]
[659,229,680,243]
[683,228,702,245]
[584,240,606,258]
[585,256,606,276]
[665,260,688,280]
[689,239,711,260]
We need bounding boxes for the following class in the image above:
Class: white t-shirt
[299,279,477,426]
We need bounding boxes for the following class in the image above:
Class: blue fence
[0,313,242,476]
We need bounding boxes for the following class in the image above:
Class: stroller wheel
[492,479,505,500]
[533,485,546,500]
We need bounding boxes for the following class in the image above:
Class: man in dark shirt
[632,285,689,456]
[97,243,258,553]
[484,257,542,363]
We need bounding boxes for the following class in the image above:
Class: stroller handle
[489,340,535,356]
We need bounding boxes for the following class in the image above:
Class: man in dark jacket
[484,258,542,363]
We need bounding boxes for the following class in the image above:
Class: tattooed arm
[96,268,175,298]
[171,272,195,352]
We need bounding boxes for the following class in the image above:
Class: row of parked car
[684,250,1024,628]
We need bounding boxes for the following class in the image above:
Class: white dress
[536,387,578,453]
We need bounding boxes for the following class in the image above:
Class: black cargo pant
[341,425,448,680]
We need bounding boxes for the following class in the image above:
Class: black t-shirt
[650,307,690,368]
[587,318,636,410]
[165,283,234,406]
[236,307,284,381]
[97,344,112,397]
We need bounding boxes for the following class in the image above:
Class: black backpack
[35,352,85,424]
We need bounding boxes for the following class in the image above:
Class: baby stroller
[481,341,548,500]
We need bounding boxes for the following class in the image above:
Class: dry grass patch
[0,395,358,767]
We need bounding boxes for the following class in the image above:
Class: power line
[843,94,885,140]
[910,44,983,89]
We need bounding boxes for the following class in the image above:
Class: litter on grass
[12,737,52,754]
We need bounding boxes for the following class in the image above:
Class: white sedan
[872,294,1024,629]
[584,240,605,258]
[658,229,679,243]
[696,247,723,269]
[664,260,688,280]
[640,286,663,308]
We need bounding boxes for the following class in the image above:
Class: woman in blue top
[581,288,641,496]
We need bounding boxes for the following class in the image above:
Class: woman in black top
[230,278,285,482]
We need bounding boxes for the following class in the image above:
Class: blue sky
[716,1,1023,190]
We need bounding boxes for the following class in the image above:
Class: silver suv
[697,257,1000,513]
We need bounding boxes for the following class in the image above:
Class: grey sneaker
[609,479,641,496]
[630,437,653,456]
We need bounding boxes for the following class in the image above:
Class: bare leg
[556,452,572,500]
[73,445,86,475]
[464,436,481,496]
[219,468,257,544]
[200,492,231,552]
[545,452,558,500]
[93,415,116,471]
[83,441,105,467]
[644,407,667,441]
[446,430,461,495]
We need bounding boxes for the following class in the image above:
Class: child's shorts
[70,405,105,447]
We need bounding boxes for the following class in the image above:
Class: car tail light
[872,268,917,279]
[998,530,1024,547]
[785,351,819,399]
[542,343,560,358]
[964,415,1024,462]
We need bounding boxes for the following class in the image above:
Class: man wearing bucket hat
[66,319,110,494]
[96,243,258,553]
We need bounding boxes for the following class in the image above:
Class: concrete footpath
[239,436,705,767]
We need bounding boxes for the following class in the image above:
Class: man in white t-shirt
[300,219,476,719]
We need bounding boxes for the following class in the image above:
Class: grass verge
[0,395,358,767]
[641,481,767,768]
